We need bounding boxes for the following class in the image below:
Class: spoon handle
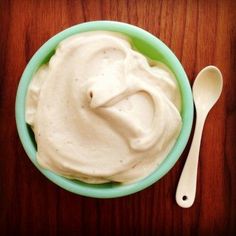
[176,115,205,208]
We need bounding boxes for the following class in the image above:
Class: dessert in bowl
[16,21,193,198]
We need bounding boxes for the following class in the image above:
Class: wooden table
[1,0,235,235]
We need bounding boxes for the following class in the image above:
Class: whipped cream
[26,31,182,183]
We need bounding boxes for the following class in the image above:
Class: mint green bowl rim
[15,21,193,198]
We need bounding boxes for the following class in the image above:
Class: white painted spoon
[176,66,223,208]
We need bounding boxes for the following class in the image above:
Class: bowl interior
[16,21,193,198]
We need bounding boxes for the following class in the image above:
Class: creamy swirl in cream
[26,31,182,183]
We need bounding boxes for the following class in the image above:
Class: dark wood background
[0,0,235,235]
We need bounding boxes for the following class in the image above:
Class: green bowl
[15,21,193,198]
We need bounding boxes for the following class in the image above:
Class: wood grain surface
[0,0,235,235]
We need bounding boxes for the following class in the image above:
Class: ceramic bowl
[15,21,193,198]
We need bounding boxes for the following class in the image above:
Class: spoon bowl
[193,66,223,114]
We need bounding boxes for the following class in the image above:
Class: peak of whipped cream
[26,31,182,184]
